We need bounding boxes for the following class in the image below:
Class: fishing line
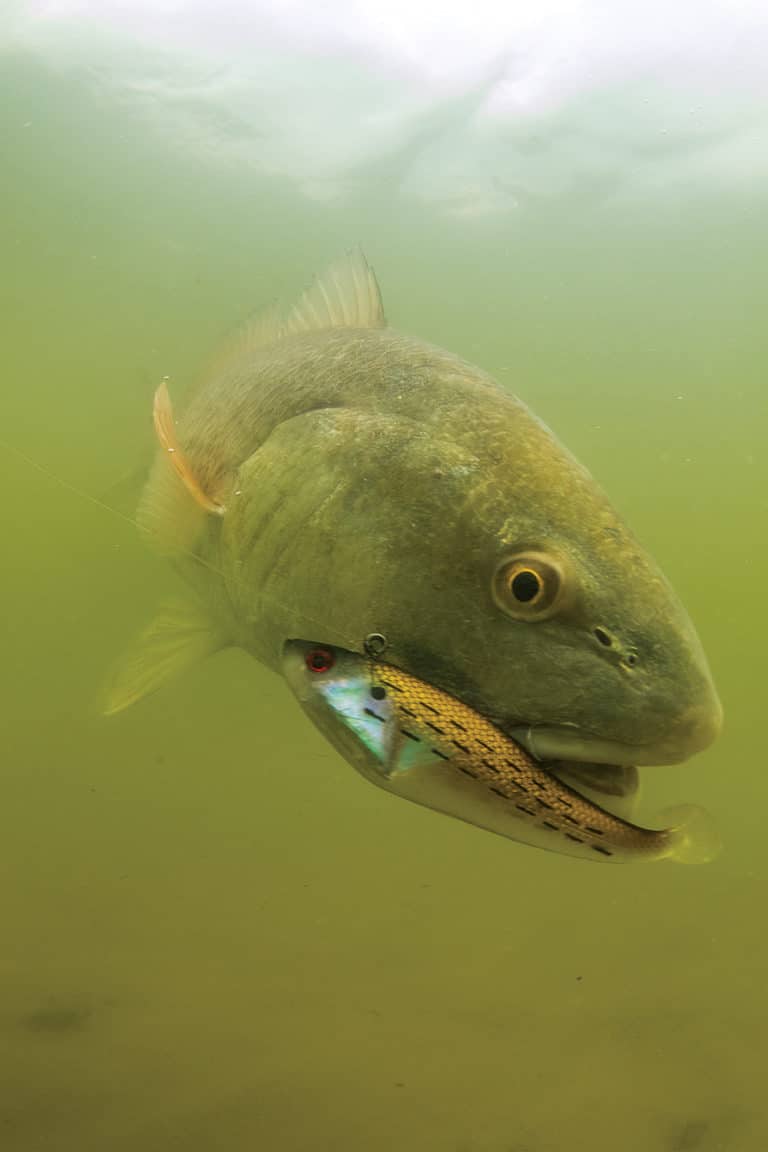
[0,433,364,653]
[0,435,145,536]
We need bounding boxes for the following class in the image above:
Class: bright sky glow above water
[7,1,768,210]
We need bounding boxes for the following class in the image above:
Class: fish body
[283,641,716,863]
[109,251,722,859]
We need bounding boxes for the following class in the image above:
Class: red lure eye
[305,647,335,673]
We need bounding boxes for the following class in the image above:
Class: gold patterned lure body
[284,641,718,865]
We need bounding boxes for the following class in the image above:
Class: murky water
[1,5,767,1150]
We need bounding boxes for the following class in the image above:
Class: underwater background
[1,3,767,1149]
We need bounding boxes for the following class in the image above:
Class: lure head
[282,641,413,785]
[282,638,541,845]
[284,642,377,770]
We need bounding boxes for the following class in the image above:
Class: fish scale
[368,660,670,860]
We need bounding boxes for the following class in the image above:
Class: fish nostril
[594,627,640,670]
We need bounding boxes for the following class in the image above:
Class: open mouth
[507,725,644,813]
[508,687,723,772]
[509,725,647,767]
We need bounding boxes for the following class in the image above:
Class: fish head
[468,534,721,769]
[230,375,721,783]
[371,407,723,775]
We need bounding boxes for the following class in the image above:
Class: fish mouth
[508,693,722,771]
[509,726,646,769]
[506,727,648,812]
[507,718,714,770]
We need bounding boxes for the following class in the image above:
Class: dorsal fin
[284,247,386,334]
[197,248,386,388]
[192,302,284,395]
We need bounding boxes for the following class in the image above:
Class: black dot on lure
[370,685,387,701]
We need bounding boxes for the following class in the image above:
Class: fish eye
[492,552,566,621]
[509,569,542,603]
[305,647,336,673]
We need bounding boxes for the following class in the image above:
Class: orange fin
[152,381,225,516]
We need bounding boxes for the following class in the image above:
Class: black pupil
[309,650,332,671]
[370,685,386,700]
[511,570,541,603]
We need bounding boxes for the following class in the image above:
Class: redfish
[107,250,722,860]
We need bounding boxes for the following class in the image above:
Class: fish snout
[507,664,723,769]
[660,685,723,762]
[626,659,723,765]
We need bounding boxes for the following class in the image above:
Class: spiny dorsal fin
[199,303,285,386]
[103,596,227,715]
[284,247,386,334]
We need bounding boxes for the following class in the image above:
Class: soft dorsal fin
[284,247,386,334]
[200,248,386,386]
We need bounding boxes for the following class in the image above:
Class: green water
[1,9,767,1151]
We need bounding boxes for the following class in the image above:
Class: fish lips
[508,679,722,770]
[507,729,645,815]
[508,721,713,770]
[509,726,645,768]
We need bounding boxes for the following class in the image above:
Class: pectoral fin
[104,597,228,715]
[153,381,225,516]
[138,382,227,557]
